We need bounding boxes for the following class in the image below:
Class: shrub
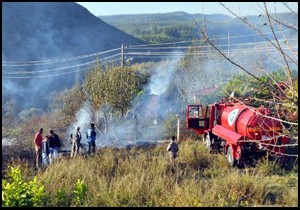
[72,179,88,207]
[2,166,47,207]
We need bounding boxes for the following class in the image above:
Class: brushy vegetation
[3,138,298,207]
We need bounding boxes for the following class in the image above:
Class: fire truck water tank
[221,103,263,140]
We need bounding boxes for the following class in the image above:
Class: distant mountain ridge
[100,11,231,23]
[99,11,297,44]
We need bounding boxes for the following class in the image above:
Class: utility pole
[134,113,137,143]
[121,44,124,68]
[177,114,180,142]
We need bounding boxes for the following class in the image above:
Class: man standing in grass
[34,128,43,168]
[86,122,97,155]
[71,126,82,158]
[48,129,61,164]
[42,135,50,168]
[167,136,179,167]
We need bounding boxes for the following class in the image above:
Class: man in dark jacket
[48,129,61,164]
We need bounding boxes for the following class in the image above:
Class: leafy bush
[55,189,69,207]
[72,179,88,207]
[2,166,47,207]
[2,166,89,207]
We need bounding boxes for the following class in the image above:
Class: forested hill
[2,2,145,62]
[99,11,297,44]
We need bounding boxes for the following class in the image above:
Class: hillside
[99,11,298,44]
[2,2,144,61]
[99,12,232,43]
[2,2,145,110]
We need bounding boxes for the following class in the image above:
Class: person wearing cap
[71,126,82,158]
[48,129,61,164]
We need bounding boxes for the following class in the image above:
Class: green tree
[84,64,143,132]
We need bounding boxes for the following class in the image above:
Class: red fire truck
[186,98,290,167]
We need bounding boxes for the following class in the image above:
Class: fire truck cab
[186,102,225,153]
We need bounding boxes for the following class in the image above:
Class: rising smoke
[65,101,92,149]
[66,57,182,149]
[66,50,259,149]
[149,58,180,95]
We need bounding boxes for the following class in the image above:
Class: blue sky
[76,2,297,16]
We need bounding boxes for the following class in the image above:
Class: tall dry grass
[6,137,298,207]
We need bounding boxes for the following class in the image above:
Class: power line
[2,47,121,66]
[2,58,122,79]
[2,54,121,74]
[125,47,298,60]
[126,38,297,50]
[4,43,296,74]
[3,68,90,79]
[6,44,296,75]
[126,46,298,56]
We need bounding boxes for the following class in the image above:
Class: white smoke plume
[66,101,92,149]
[64,57,182,150]
[149,57,180,95]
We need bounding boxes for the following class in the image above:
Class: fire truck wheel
[227,146,236,167]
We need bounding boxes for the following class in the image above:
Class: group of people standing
[34,128,61,169]
[70,122,97,157]
[34,122,179,169]
[34,123,97,169]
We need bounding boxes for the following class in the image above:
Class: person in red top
[34,128,43,168]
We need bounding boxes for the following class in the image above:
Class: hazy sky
[76,2,297,16]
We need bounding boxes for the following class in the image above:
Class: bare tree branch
[264,3,294,88]
[269,15,298,31]
[280,31,299,65]
[192,17,299,107]
[192,18,261,81]
[216,2,298,106]
[283,2,298,15]
[219,2,298,67]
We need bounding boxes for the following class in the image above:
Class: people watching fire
[86,122,97,155]
[34,128,43,169]
[71,126,82,158]
[48,129,61,164]
[42,135,50,168]
[166,136,179,167]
